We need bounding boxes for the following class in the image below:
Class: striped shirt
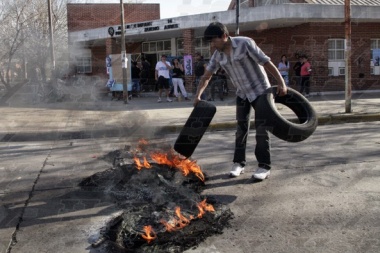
[206,36,271,102]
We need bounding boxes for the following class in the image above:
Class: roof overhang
[69,4,380,46]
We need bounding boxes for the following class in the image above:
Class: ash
[80,144,234,253]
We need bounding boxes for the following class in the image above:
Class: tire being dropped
[255,86,318,142]
[174,101,217,158]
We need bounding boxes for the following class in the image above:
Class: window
[194,37,211,59]
[328,68,333,76]
[177,38,184,50]
[76,56,92,74]
[339,67,345,76]
[328,39,345,60]
[371,39,380,66]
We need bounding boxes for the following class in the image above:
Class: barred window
[328,39,345,60]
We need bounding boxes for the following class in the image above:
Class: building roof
[306,0,380,5]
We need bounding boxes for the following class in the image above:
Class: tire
[255,86,318,142]
[174,101,217,158]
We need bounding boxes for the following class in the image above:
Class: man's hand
[193,97,201,107]
[276,84,287,96]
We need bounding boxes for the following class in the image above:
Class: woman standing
[300,55,312,97]
[171,58,189,100]
[278,55,290,86]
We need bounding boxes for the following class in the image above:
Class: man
[293,54,303,91]
[194,52,207,100]
[155,55,173,102]
[140,57,151,91]
[194,22,287,180]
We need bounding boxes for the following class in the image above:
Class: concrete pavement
[1,81,380,253]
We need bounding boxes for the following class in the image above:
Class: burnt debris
[79,144,233,253]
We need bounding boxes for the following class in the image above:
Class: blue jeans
[233,96,271,170]
[132,78,140,92]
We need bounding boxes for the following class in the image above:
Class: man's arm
[264,61,287,96]
[193,69,213,106]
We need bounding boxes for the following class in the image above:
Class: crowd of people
[125,44,311,102]
[279,53,312,97]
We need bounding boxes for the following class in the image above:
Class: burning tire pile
[80,140,233,253]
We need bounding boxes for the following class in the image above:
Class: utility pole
[345,0,352,113]
[47,0,55,77]
[120,0,129,104]
[236,0,240,36]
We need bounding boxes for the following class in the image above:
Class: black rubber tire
[174,101,217,158]
[255,86,318,142]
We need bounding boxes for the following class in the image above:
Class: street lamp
[47,0,55,74]
[120,0,129,104]
[344,0,352,113]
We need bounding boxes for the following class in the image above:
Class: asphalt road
[1,121,379,253]
[1,81,380,253]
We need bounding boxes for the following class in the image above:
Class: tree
[0,0,68,92]
[0,0,29,90]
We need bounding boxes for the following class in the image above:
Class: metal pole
[345,0,352,113]
[236,0,240,36]
[47,0,55,74]
[120,0,129,104]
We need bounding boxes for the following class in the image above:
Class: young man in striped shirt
[194,22,287,180]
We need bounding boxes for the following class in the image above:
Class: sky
[71,0,232,19]
[141,0,231,19]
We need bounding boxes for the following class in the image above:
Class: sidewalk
[1,82,380,253]
[1,82,380,137]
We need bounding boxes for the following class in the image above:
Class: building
[68,0,380,93]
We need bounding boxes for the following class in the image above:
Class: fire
[133,156,151,170]
[132,139,205,181]
[150,151,205,181]
[133,140,213,243]
[137,138,149,152]
[141,225,156,244]
[197,199,215,218]
[142,199,215,243]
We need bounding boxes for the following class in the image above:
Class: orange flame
[150,150,205,181]
[141,225,156,244]
[197,199,215,218]
[139,139,148,145]
[158,200,215,235]
[137,139,149,152]
[134,156,151,170]
[160,206,191,232]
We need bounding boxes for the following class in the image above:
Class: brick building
[68,0,380,94]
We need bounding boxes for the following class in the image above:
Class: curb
[158,113,380,134]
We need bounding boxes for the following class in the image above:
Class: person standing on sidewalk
[194,52,207,100]
[155,55,173,102]
[293,54,303,91]
[171,58,190,101]
[194,22,287,180]
[300,55,312,97]
[278,54,290,86]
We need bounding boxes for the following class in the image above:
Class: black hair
[203,22,229,42]
[281,54,288,65]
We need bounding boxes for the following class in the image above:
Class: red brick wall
[241,22,380,92]
[67,3,160,32]
[69,3,159,76]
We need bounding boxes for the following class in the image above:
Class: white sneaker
[253,167,270,180]
[230,163,245,177]
[157,97,162,103]
[167,98,172,102]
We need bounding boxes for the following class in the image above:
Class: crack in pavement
[6,147,53,253]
